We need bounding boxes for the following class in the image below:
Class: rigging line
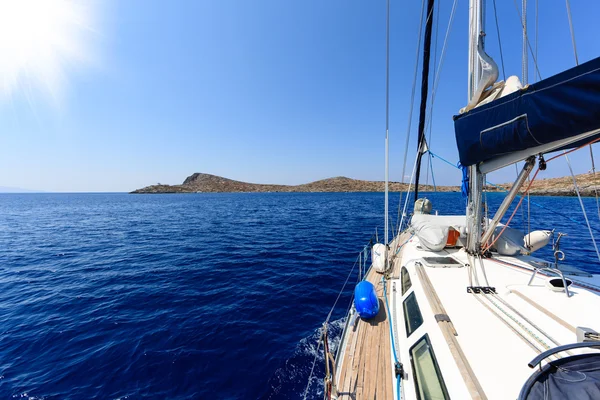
[398,150,420,233]
[512,0,542,80]
[427,149,600,233]
[325,252,360,324]
[400,0,427,185]
[483,136,600,253]
[302,334,323,400]
[515,163,526,230]
[385,0,390,247]
[546,136,600,162]
[589,146,600,221]
[535,0,539,81]
[425,0,440,189]
[563,153,600,263]
[482,168,541,253]
[522,160,533,244]
[413,0,435,202]
[428,152,437,192]
[565,0,579,65]
[416,0,457,197]
[522,0,528,85]
[423,0,458,134]
[567,0,600,222]
[492,0,506,81]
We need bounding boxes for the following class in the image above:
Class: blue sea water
[0,192,599,399]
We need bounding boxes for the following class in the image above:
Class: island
[131,172,600,196]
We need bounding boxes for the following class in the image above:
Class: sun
[0,0,97,104]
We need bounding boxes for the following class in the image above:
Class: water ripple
[0,192,598,399]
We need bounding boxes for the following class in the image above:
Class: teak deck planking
[335,232,410,399]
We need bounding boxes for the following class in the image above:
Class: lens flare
[0,0,98,104]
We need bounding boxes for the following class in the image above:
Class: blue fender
[354,281,380,319]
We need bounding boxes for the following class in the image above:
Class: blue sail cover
[454,56,600,166]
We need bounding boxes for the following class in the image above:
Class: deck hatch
[422,256,462,268]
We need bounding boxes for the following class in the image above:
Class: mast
[413,0,436,202]
[466,0,485,254]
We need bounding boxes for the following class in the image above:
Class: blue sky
[1,0,599,192]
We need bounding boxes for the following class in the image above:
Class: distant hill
[131,173,454,193]
[131,172,600,196]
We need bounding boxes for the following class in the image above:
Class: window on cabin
[401,267,411,295]
[410,334,450,400]
[403,292,423,337]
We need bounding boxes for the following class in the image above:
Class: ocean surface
[1,192,599,399]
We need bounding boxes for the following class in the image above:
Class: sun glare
[0,0,97,104]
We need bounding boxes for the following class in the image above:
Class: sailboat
[309,0,600,399]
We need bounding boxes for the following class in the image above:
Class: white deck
[334,215,600,400]
[391,233,600,399]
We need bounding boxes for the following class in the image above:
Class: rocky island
[131,172,600,196]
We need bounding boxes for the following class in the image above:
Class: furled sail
[454,56,600,168]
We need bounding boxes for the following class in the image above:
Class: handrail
[527,342,600,368]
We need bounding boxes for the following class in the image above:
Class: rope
[483,294,551,351]
[395,233,414,255]
[491,293,562,347]
[492,0,506,81]
[472,293,540,353]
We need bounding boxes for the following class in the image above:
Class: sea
[1,192,599,399]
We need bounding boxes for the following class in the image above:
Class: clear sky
[1,0,599,192]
